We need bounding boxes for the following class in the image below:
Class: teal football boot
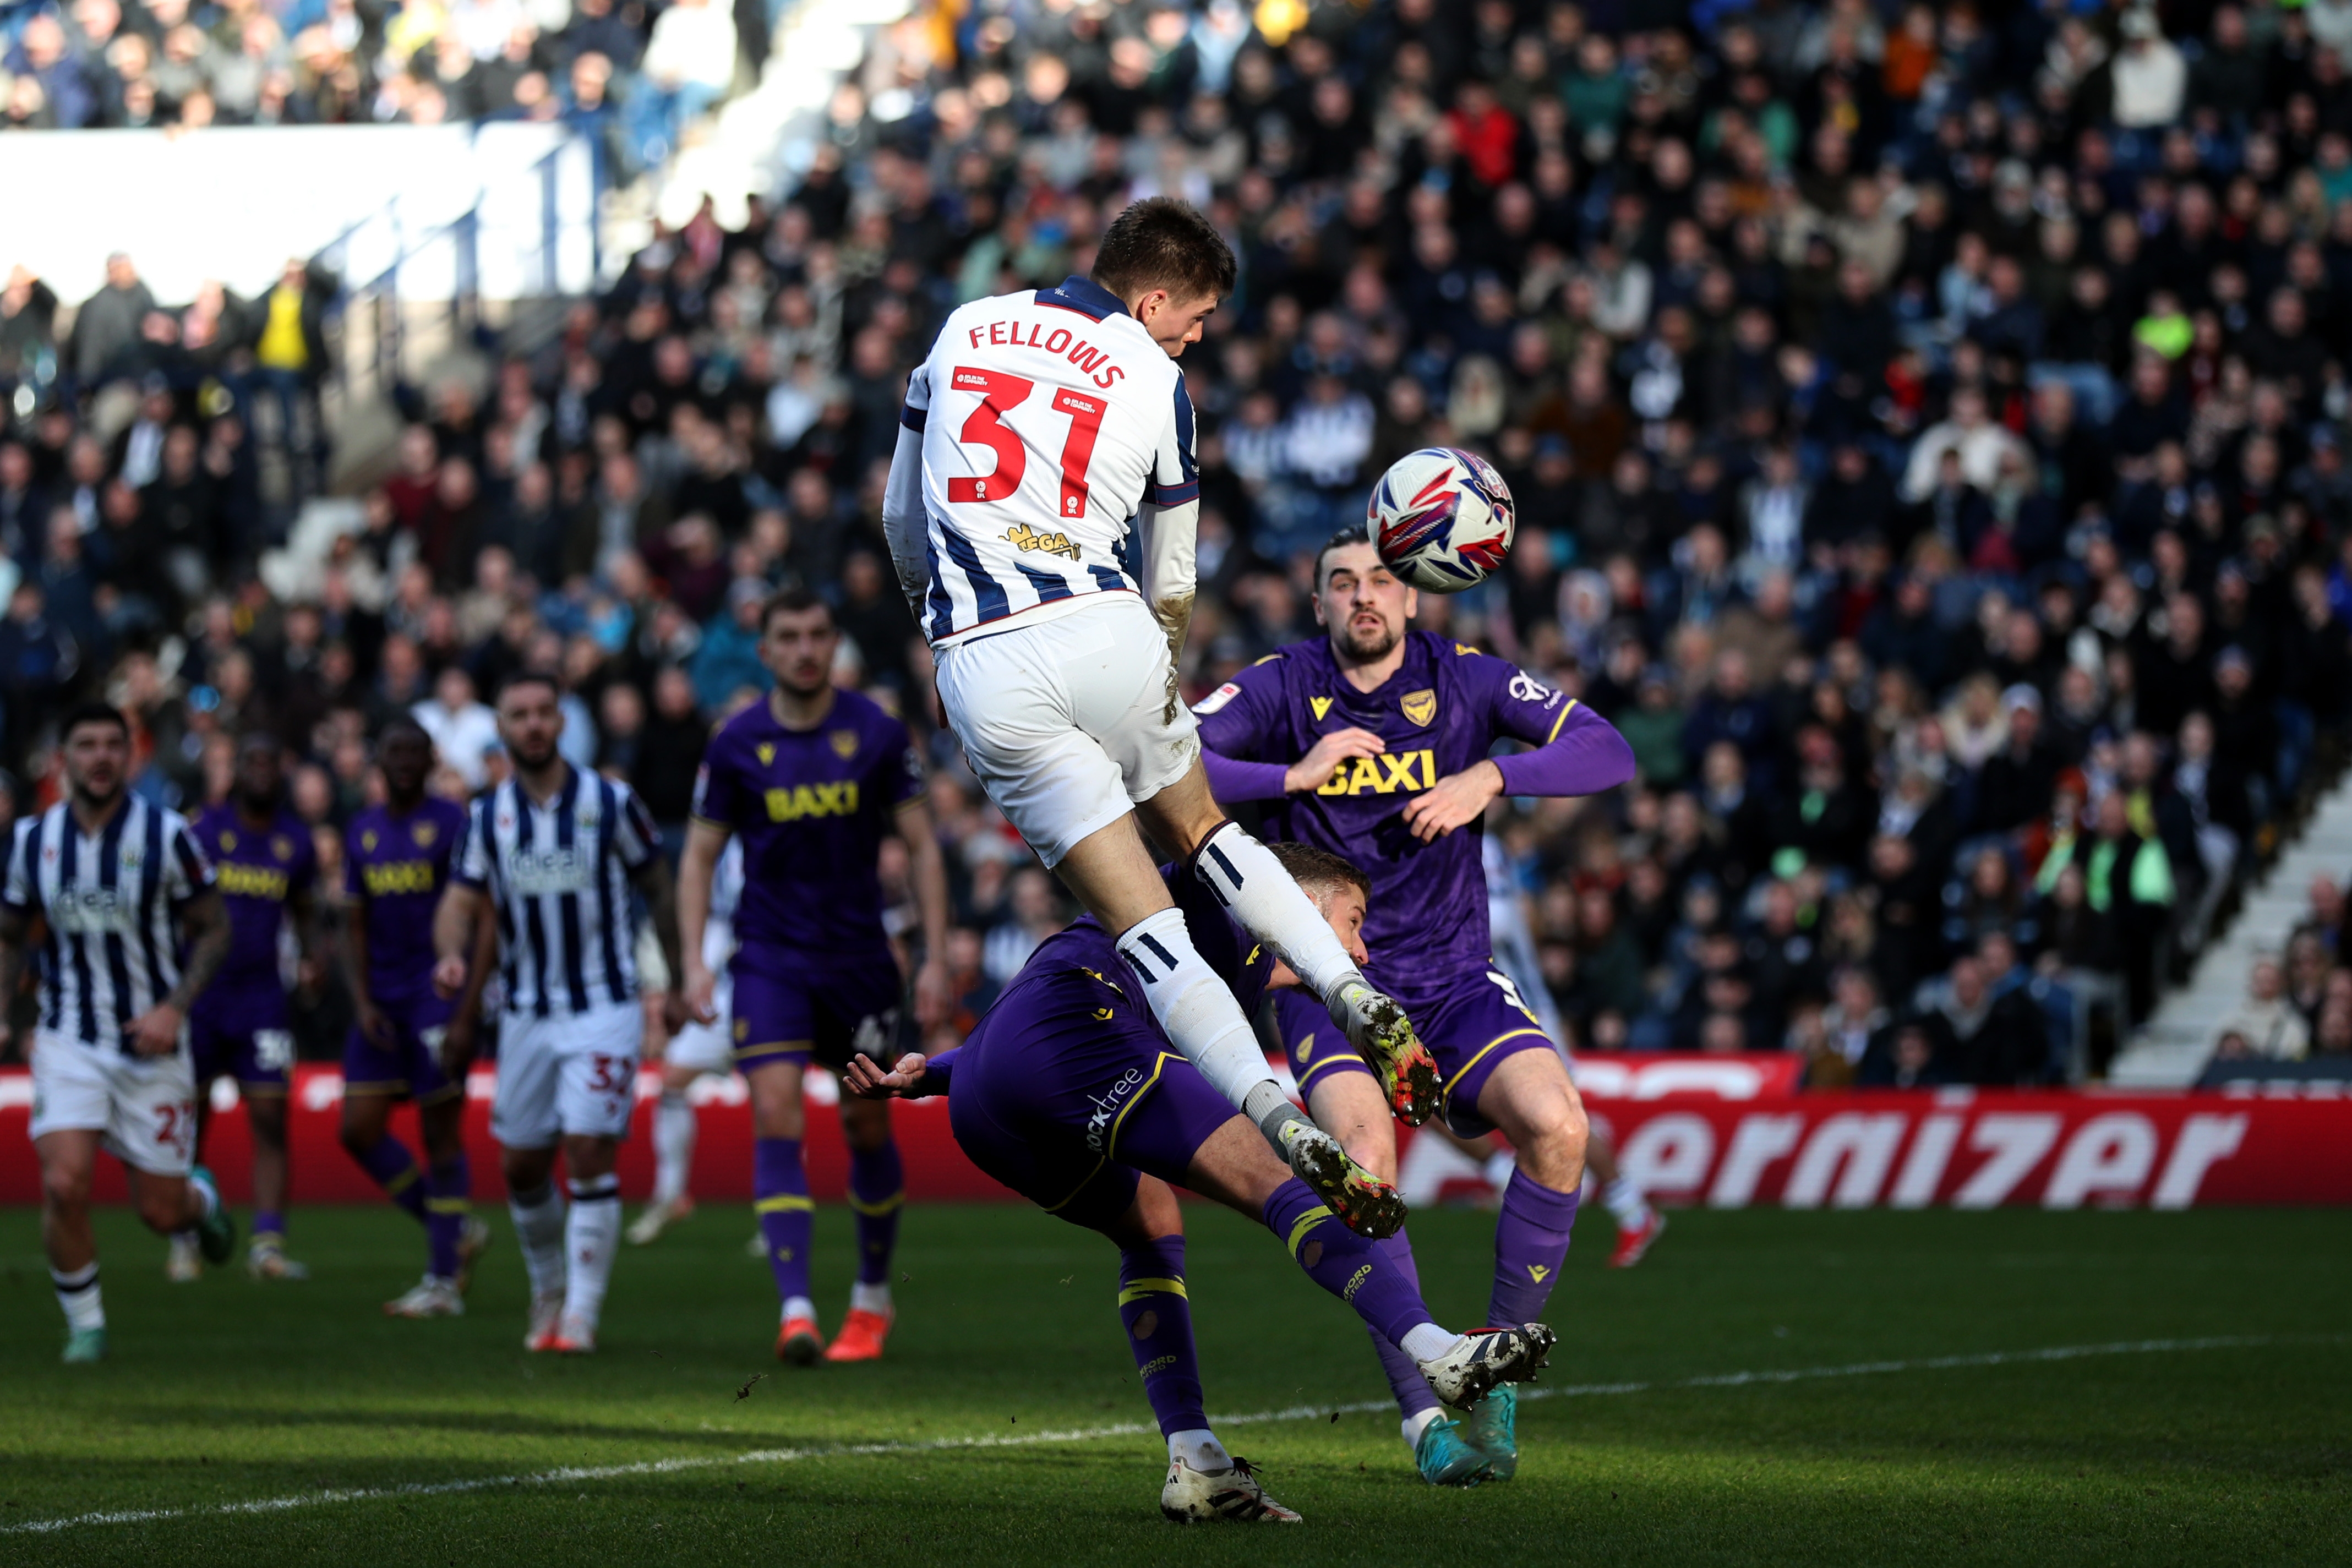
[1414,1416,1493,1487]
[1460,1384,1520,1480]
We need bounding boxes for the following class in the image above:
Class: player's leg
[35,1127,107,1361]
[242,1047,305,1280]
[112,1047,232,1264]
[1138,765,1440,1124]
[1585,1119,1665,1267]
[543,1007,639,1352]
[339,1019,432,1228]
[744,1053,819,1358]
[632,1059,703,1244]
[1455,1043,1591,1480]
[491,1015,569,1349]
[827,1091,901,1362]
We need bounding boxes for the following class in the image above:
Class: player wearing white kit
[628,836,742,1245]
[431,674,684,1353]
[881,197,1437,1224]
[0,702,237,1362]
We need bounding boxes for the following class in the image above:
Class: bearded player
[181,734,325,1282]
[434,674,683,1353]
[1196,527,1638,1487]
[678,588,952,1364]
[847,843,1553,1523]
[0,702,236,1362]
[341,716,493,1318]
[881,196,1437,1226]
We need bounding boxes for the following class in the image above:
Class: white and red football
[1367,446,1515,594]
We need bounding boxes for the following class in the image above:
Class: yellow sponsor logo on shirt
[1315,750,1438,796]
[362,860,438,896]
[1003,522,1082,561]
[216,863,290,899]
[764,782,862,822]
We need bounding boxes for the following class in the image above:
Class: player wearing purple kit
[677,588,953,1365]
[337,717,492,1319]
[1196,528,1639,1488]
[846,844,1554,1525]
[184,734,324,1282]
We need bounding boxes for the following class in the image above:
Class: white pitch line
[0,1334,2304,1536]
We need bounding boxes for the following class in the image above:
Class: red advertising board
[2,1055,2347,1208]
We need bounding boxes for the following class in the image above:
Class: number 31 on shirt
[946,366,1105,520]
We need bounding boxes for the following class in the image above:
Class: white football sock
[1115,906,1281,1114]
[1167,1428,1232,1472]
[782,1294,816,1324]
[1401,1323,1464,1363]
[563,1176,622,1326]
[1604,1176,1654,1228]
[652,1092,697,1207]
[1402,1407,1445,1450]
[52,1263,103,1332]
[850,1280,892,1315]
[508,1182,568,1299]
[1193,823,1366,1002]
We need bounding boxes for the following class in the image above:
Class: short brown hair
[759,586,832,635]
[1267,841,1371,905]
[1092,197,1237,304]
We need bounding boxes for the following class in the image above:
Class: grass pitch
[1,1200,2346,1566]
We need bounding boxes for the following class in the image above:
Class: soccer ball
[1367,447,1515,594]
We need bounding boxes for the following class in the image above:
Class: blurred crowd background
[9,0,2352,1086]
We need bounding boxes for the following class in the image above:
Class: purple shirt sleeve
[1466,653,1637,798]
[1203,750,1291,802]
[916,1045,961,1098]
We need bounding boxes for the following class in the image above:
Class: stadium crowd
[0,0,752,172]
[11,0,2352,1091]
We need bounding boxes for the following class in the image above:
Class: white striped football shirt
[456,768,661,1019]
[893,275,1199,646]
[3,796,215,1049]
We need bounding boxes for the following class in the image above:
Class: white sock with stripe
[509,1182,567,1300]
[1192,822,1367,1002]
[563,1175,622,1326]
[1114,906,1280,1112]
[52,1263,103,1332]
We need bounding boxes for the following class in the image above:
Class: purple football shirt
[344,796,470,1001]
[190,804,316,999]
[1196,631,1607,1001]
[691,687,925,964]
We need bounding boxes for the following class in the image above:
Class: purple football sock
[848,1141,903,1288]
[1118,1235,1206,1437]
[1488,1167,1580,1327]
[251,1210,285,1247]
[425,1154,471,1280]
[1260,1176,1432,1349]
[1368,1230,1444,1419]
[354,1138,427,1224]
[755,1137,813,1308]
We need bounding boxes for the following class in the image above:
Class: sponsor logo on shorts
[1085,1067,1148,1154]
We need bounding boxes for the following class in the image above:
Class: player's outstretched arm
[844,1048,955,1100]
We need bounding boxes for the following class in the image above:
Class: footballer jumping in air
[1196,528,1640,1485]
[676,588,954,1364]
[183,733,325,1282]
[0,702,236,1362]
[433,674,683,1354]
[881,196,1429,1223]
[340,717,493,1319]
[848,843,1554,1523]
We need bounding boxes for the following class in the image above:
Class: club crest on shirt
[362,830,378,851]
[1401,690,1437,727]
[757,742,776,767]
[411,821,437,847]
[272,835,294,861]
[830,730,859,760]
[1309,696,1334,722]
[218,830,237,850]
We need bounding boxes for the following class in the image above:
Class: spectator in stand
[2213,956,2311,1062]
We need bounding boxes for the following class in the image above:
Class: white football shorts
[664,976,735,1075]
[933,592,1200,868]
[492,1002,641,1148]
[28,1029,198,1177]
